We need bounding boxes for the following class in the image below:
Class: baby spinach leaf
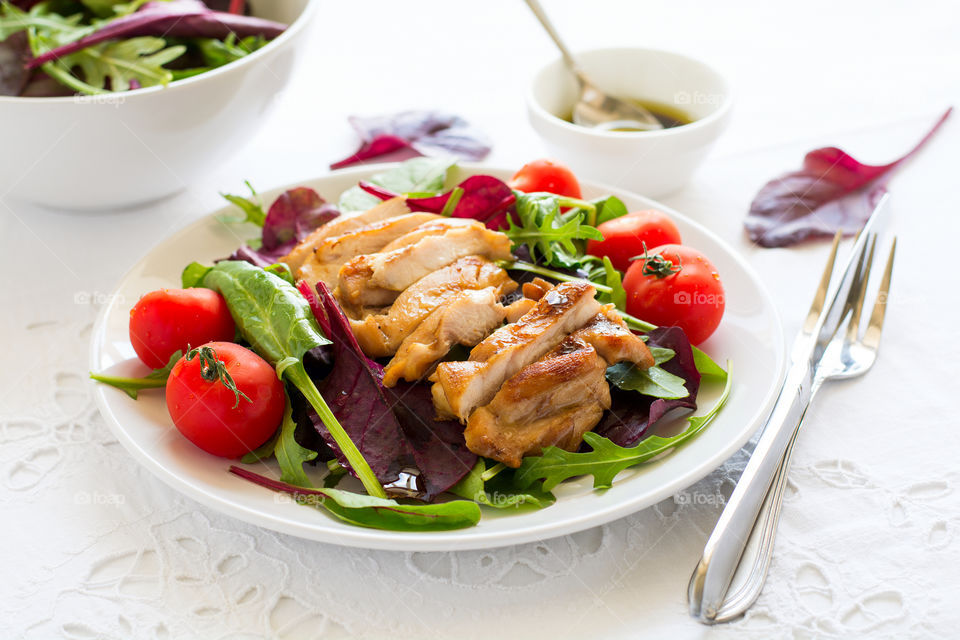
[606,363,688,399]
[229,466,481,531]
[89,350,181,399]
[338,156,455,213]
[515,364,732,491]
[202,260,386,498]
[590,194,628,226]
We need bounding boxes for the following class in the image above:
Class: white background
[1,1,959,638]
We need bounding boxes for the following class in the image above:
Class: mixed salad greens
[93,157,732,532]
[0,0,285,96]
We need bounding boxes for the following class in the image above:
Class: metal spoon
[523,0,663,131]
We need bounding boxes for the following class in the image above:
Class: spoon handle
[523,0,586,83]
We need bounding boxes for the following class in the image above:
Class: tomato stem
[284,362,387,499]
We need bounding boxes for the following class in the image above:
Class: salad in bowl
[92,157,732,533]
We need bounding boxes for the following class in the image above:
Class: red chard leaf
[262,187,339,252]
[745,108,952,247]
[296,281,475,498]
[331,110,491,169]
[406,175,516,229]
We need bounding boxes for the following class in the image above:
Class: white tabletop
[2,1,959,637]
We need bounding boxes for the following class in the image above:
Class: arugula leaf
[89,350,181,399]
[515,363,732,491]
[338,157,456,213]
[47,36,185,94]
[273,390,317,487]
[0,3,87,42]
[507,191,603,267]
[171,34,269,80]
[220,180,266,227]
[449,460,555,509]
[230,466,482,531]
[606,362,688,399]
[240,430,278,464]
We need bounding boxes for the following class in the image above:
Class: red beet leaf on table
[745,108,951,247]
[331,111,492,169]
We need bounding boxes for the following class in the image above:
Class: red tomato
[587,210,683,272]
[623,244,725,345]
[509,159,582,199]
[165,342,284,458]
[129,288,235,368]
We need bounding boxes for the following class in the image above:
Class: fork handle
[687,363,814,622]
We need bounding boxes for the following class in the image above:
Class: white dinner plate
[90,163,785,551]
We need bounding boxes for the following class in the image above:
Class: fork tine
[862,238,896,349]
[803,231,843,334]
[845,235,877,343]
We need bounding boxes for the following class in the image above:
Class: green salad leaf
[230,466,481,531]
[273,390,317,487]
[202,260,387,499]
[89,350,181,399]
[220,181,266,227]
[606,362,689,399]
[338,157,456,212]
[449,460,555,509]
[514,363,732,491]
[44,36,185,94]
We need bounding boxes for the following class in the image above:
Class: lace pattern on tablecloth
[2,311,956,639]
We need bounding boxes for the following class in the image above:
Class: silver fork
[687,198,897,623]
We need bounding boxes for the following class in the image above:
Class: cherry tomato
[165,342,284,458]
[623,244,725,345]
[508,159,582,199]
[586,209,683,272]
[129,288,236,368]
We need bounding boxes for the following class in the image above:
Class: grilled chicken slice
[337,221,513,308]
[382,287,507,387]
[281,197,410,273]
[379,217,479,252]
[296,212,439,289]
[461,312,652,467]
[432,282,602,422]
[464,337,609,467]
[571,306,655,369]
[350,256,515,357]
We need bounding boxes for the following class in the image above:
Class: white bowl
[527,47,732,198]
[0,0,317,210]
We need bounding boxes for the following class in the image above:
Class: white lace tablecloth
[3,1,959,637]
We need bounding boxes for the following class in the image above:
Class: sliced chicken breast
[280,197,410,272]
[571,306,655,369]
[296,212,439,289]
[337,221,513,308]
[432,282,602,422]
[382,287,507,387]
[379,217,480,252]
[464,337,610,467]
[350,256,515,357]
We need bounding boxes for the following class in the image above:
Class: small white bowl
[0,0,317,210]
[527,47,732,198]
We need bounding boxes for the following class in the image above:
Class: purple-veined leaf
[745,108,952,247]
[331,110,491,169]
